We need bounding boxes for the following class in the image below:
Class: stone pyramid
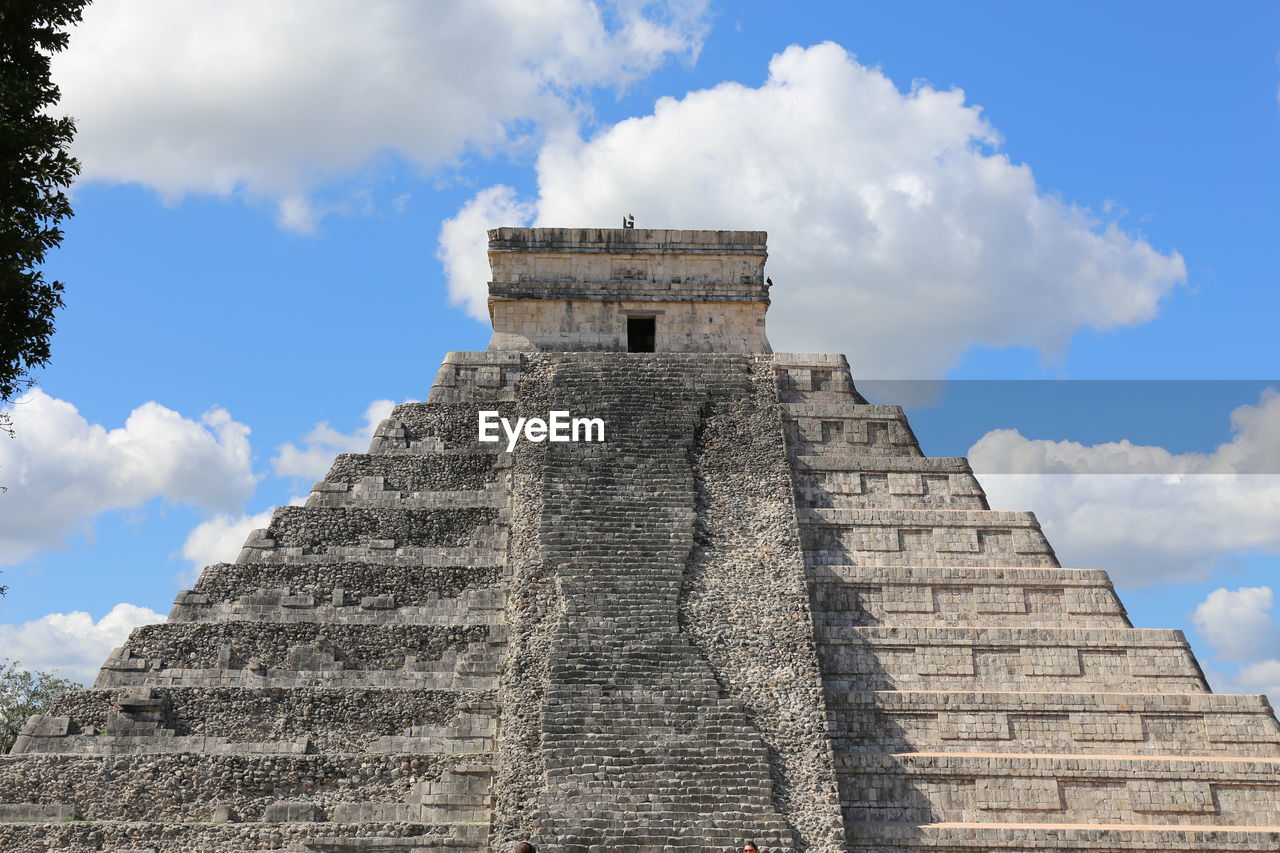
[3,227,1279,852]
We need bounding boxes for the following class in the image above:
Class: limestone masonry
[3,227,1278,852]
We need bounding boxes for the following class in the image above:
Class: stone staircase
[513,353,819,850]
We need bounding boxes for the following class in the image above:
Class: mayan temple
[3,227,1280,853]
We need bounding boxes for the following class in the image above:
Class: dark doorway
[627,316,655,352]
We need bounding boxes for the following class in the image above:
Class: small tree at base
[0,658,79,754]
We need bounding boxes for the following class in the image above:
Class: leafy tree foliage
[0,658,78,754]
[1,1,87,437]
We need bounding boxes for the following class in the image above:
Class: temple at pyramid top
[485,227,772,353]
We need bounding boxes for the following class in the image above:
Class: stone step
[188,562,503,608]
[0,821,487,853]
[250,506,506,555]
[783,405,923,457]
[844,821,1280,851]
[427,350,526,403]
[95,626,504,691]
[0,803,76,821]
[791,454,973,474]
[0,753,475,823]
[800,508,1056,567]
[305,486,507,510]
[13,731,312,756]
[816,625,1208,693]
[235,542,507,568]
[793,461,988,510]
[835,751,1280,827]
[94,667,499,691]
[332,764,494,823]
[169,586,506,626]
[364,736,492,755]
[104,622,494,674]
[375,401,521,453]
[810,564,1127,627]
[323,449,507,495]
[773,352,862,400]
[826,690,1280,757]
[28,686,496,756]
[784,401,911,418]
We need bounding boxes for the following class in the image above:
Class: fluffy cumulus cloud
[180,397,402,579]
[272,398,399,481]
[970,389,1280,585]
[179,507,274,581]
[1222,659,1280,705]
[179,493,310,581]
[1193,586,1280,704]
[0,390,257,566]
[439,42,1186,376]
[175,491,299,578]
[54,0,709,229]
[0,603,165,685]
[439,186,538,318]
[1194,587,1280,663]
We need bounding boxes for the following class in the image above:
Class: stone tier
[370,402,519,455]
[94,622,503,692]
[792,454,988,510]
[322,449,507,494]
[333,763,494,824]
[235,540,507,568]
[0,751,470,822]
[168,588,505,627]
[835,752,1280,827]
[429,351,527,404]
[185,561,503,611]
[825,691,1280,757]
[0,821,486,853]
[845,822,1280,852]
[784,403,924,457]
[305,485,506,511]
[815,626,1208,693]
[772,353,866,403]
[264,506,502,552]
[17,714,497,761]
[96,668,502,691]
[16,687,493,755]
[800,508,1057,567]
[809,565,1129,628]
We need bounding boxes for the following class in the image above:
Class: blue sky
[1,1,1278,691]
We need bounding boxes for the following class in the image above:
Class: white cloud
[1222,659,1280,705]
[0,603,165,685]
[1194,587,1280,663]
[970,390,1280,585]
[179,508,273,581]
[438,186,538,317]
[1193,587,1280,706]
[439,42,1185,376]
[179,492,309,583]
[183,396,404,581]
[54,0,709,229]
[272,398,399,481]
[0,390,257,566]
